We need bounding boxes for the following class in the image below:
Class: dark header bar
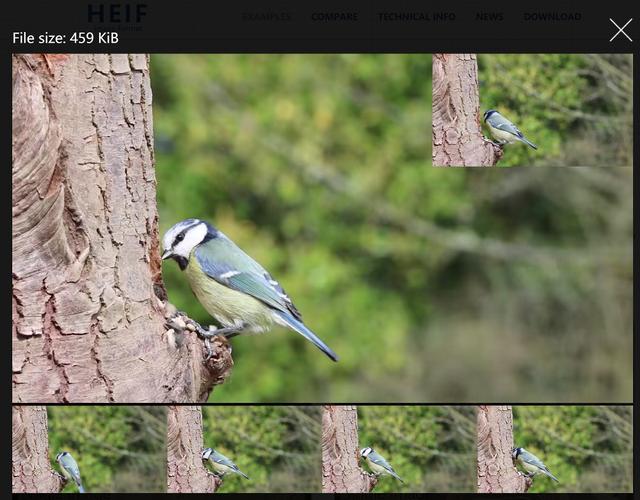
[6,1,638,52]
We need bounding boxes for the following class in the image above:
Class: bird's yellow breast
[185,254,274,332]
[367,458,387,475]
[489,125,518,144]
[211,461,235,474]
[520,459,540,474]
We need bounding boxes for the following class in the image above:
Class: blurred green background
[151,54,632,403]
[358,406,475,492]
[48,406,166,493]
[201,406,320,492]
[478,54,633,167]
[512,405,633,493]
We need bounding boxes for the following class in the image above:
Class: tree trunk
[166,406,222,493]
[476,405,531,493]
[432,53,502,166]
[321,405,377,493]
[12,54,232,403]
[12,406,65,493]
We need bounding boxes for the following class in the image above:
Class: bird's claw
[186,321,219,360]
[165,314,186,332]
[204,338,214,361]
[165,312,237,360]
[194,324,232,360]
[483,137,504,148]
[165,313,219,360]
[194,323,218,339]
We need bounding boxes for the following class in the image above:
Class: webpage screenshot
[8,1,637,496]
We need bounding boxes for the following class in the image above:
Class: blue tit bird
[512,447,559,482]
[360,447,403,482]
[202,447,250,479]
[483,110,537,150]
[56,451,85,493]
[161,218,338,361]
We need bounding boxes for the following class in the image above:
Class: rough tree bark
[12,54,232,403]
[477,405,531,493]
[321,405,377,493]
[166,405,222,493]
[12,406,66,493]
[432,53,502,166]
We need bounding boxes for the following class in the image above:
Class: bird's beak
[161,250,173,260]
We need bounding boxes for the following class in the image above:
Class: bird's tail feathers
[389,470,404,482]
[545,470,559,482]
[237,470,250,480]
[78,484,85,493]
[520,136,538,150]
[273,311,339,362]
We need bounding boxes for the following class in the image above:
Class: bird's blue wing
[489,114,524,138]
[194,235,302,319]
[369,451,396,473]
[212,451,240,471]
[61,456,82,486]
[520,450,547,470]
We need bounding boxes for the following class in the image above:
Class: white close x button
[609,18,633,42]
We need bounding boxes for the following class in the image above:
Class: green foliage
[358,406,475,492]
[201,406,320,492]
[48,406,166,493]
[478,54,632,166]
[152,54,631,403]
[513,406,632,492]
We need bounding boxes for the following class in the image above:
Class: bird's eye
[175,233,185,243]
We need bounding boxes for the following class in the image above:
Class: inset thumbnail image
[321,405,475,493]
[432,54,632,167]
[12,406,166,493]
[477,405,632,493]
[192,406,321,492]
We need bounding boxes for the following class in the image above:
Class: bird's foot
[196,325,243,360]
[203,338,214,361]
[165,313,187,332]
[54,471,68,483]
[165,312,241,360]
[196,325,243,339]
[482,136,505,147]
